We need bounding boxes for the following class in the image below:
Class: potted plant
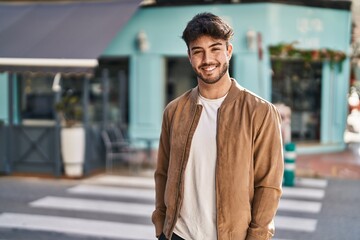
[55,90,85,177]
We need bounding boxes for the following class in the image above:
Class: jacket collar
[189,78,244,105]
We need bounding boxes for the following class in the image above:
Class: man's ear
[188,49,192,63]
[227,43,233,60]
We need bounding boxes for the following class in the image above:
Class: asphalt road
[0,174,359,240]
[276,178,360,240]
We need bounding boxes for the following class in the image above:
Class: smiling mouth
[201,65,216,72]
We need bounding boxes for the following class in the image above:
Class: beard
[193,61,229,85]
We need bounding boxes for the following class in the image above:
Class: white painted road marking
[30,196,153,217]
[275,215,318,232]
[84,175,155,188]
[0,176,326,239]
[0,213,153,240]
[278,199,322,213]
[68,184,155,201]
[70,183,325,203]
[295,178,328,188]
[282,187,325,200]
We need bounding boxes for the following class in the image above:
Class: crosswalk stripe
[0,213,153,240]
[278,199,322,213]
[282,187,325,200]
[295,178,328,188]
[85,175,327,191]
[275,215,317,232]
[84,175,155,188]
[30,196,153,217]
[83,176,327,193]
[68,184,155,201]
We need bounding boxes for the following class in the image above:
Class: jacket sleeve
[246,104,284,240]
[151,108,171,238]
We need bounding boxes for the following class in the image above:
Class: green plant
[269,42,347,71]
[55,92,82,128]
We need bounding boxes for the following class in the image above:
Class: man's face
[188,35,232,85]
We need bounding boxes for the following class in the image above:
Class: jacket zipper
[215,107,221,240]
[169,104,199,238]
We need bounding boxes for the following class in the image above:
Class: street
[0,174,359,240]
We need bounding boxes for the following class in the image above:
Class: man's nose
[202,52,212,64]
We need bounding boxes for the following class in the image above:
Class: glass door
[272,60,322,142]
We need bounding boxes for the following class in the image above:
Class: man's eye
[212,48,220,51]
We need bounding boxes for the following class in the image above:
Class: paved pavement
[296,146,360,179]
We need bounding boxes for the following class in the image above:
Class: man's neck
[198,77,232,99]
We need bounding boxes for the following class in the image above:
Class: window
[16,59,130,127]
[18,72,85,124]
[166,57,197,103]
[272,60,322,142]
[19,73,55,121]
[95,58,129,127]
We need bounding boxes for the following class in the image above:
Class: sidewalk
[115,145,360,181]
[8,147,360,181]
[121,145,360,181]
[296,145,360,180]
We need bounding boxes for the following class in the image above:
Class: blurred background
[0,0,359,176]
[0,0,359,239]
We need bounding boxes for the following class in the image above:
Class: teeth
[203,66,216,71]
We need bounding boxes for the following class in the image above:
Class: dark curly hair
[182,12,234,49]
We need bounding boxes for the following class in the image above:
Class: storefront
[0,0,140,176]
[0,0,353,176]
[103,0,352,154]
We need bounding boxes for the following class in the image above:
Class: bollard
[283,142,296,187]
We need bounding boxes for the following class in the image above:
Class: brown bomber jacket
[152,79,284,240]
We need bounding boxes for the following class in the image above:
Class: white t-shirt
[173,93,226,240]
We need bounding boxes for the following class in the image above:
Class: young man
[152,13,284,240]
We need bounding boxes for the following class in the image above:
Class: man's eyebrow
[190,42,223,51]
[190,46,201,51]
[209,42,223,48]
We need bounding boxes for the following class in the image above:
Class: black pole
[118,70,126,127]
[54,75,62,177]
[102,68,109,128]
[82,74,90,175]
[83,75,90,126]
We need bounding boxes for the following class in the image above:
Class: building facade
[104,1,352,154]
[0,0,352,176]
